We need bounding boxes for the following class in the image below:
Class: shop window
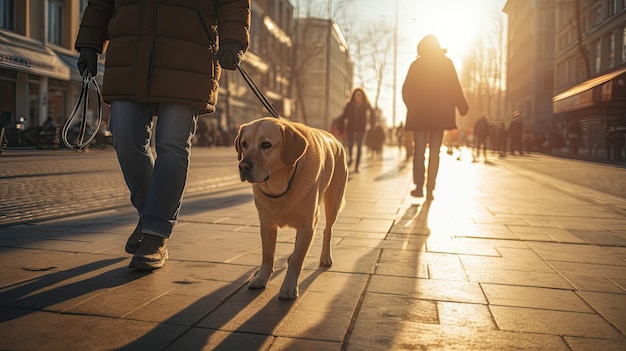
[0,80,16,126]
[48,79,66,123]
[0,0,14,30]
[48,0,64,45]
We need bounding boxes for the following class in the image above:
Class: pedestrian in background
[473,115,489,162]
[341,87,373,173]
[402,35,469,200]
[509,112,524,155]
[75,0,250,270]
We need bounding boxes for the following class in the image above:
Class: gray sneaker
[129,235,168,270]
[125,220,143,254]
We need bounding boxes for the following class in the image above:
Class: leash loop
[62,71,103,149]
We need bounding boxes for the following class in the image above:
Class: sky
[303,0,508,127]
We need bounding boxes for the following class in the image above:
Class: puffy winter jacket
[75,0,250,111]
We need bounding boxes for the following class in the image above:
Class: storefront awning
[0,30,70,80]
[552,66,626,114]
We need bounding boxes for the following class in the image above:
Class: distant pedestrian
[509,112,524,155]
[497,120,509,157]
[402,35,469,200]
[473,115,489,162]
[341,87,373,173]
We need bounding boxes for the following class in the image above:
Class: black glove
[77,48,98,76]
[217,40,244,70]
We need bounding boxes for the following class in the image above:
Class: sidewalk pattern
[0,148,625,350]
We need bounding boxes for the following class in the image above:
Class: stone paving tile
[508,225,586,243]
[460,247,556,273]
[482,284,594,312]
[465,267,573,289]
[348,318,571,351]
[166,329,274,351]
[490,305,624,339]
[437,301,497,329]
[268,337,341,351]
[564,336,626,351]
[528,242,626,265]
[572,230,626,246]
[578,291,626,335]
[549,261,626,292]
[0,308,187,350]
[368,275,486,304]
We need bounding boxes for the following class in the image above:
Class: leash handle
[62,71,103,149]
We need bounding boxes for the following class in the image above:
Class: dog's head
[234,117,308,183]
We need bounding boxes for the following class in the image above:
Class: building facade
[552,0,626,161]
[0,0,106,147]
[505,0,626,161]
[293,18,353,130]
[503,0,556,137]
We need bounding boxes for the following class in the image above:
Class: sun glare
[400,0,498,65]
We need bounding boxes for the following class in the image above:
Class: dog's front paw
[278,284,299,300]
[319,254,333,266]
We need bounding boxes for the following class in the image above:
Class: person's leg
[411,130,427,197]
[109,101,155,216]
[109,101,155,254]
[355,132,364,171]
[141,102,198,239]
[426,129,444,200]
[346,132,355,166]
[129,102,197,270]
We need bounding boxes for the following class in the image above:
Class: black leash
[236,63,280,119]
[62,72,103,149]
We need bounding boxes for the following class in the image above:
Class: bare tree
[461,12,507,122]
[350,19,394,109]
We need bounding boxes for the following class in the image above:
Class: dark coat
[342,102,371,133]
[75,0,250,111]
[402,54,468,131]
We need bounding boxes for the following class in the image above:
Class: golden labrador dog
[235,117,348,299]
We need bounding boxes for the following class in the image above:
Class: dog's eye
[261,141,272,149]
[241,140,248,148]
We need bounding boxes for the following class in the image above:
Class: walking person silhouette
[402,35,469,201]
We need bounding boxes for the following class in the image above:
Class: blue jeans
[109,101,198,238]
[412,130,443,191]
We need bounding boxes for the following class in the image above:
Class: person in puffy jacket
[402,34,469,201]
[75,0,250,270]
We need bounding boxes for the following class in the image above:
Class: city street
[0,145,625,350]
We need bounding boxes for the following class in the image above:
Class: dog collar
[260,161,299,199]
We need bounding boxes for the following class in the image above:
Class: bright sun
[400,0,501,66]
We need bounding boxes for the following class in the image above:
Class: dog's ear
[282,124,308,167]
[234,125,245,161]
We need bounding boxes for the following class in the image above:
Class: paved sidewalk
[1,148,625,350]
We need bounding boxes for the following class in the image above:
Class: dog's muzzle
[238,160,253,182]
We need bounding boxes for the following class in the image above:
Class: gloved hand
[77,48,98,77]
[217,40,244,70]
